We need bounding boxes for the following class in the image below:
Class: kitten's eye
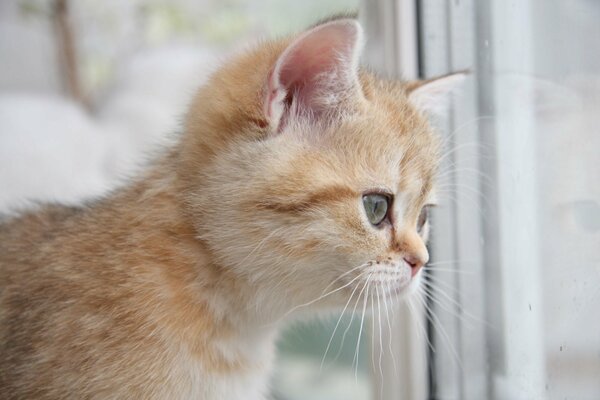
[417,205,431,233]
[363,194,390,226]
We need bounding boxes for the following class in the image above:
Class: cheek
[336,215,391,261]
[308,201,393,265]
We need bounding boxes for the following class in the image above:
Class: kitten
[0,18,462,399]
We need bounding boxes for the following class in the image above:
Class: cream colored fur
[0,18,461,399]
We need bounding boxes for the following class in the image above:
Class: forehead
[321,94,440,199]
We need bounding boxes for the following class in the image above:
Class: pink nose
[404,255,424,277]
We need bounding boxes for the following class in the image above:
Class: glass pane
[418,0,600,398]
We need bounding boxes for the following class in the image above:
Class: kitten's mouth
[345,262,414,302]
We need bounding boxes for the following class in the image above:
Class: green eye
[363,194,390,226]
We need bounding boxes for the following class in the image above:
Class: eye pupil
[363,194,390,226]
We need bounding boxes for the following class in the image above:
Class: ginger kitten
[0,18,462,399]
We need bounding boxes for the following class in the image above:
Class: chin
[384,270,424,303]
[404,271,424,297]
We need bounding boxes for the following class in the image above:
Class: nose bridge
[391,228,429,265]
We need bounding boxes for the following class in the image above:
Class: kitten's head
[182,18,463,318]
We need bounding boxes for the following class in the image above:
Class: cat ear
[407,72,467,116]
[264,19,364,132]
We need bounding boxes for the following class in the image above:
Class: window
[1,1,597,398]
[365,1,600,399]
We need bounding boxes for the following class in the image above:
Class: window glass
[414,1,600,398]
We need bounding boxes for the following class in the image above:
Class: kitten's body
[0,19,460,399]
[1,167,281,398]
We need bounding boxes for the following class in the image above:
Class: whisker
[281,270,367,318]
[332,273,371,365]
[317,263,369,298]
[415,288,464,372]
[427,259,477,267]
[320,273,365,371]
[423,274,463,296]
[436,192,487,221]
[435,187,489,215]
[425,267,475,275]
[420,287,477,331]
[439,115,495,148]
[353,274,372,381]
[421,282,491,327]
[370,290,376,381]
[375,285,384,391]
[435,182,490,205]
[439,142,490,164]
[436,166,494,186]
[382,279,398,377]
[407,293,435,353]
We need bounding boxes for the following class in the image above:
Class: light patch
[427,188,439,206]
[393,193,407,226]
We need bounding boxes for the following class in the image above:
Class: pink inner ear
[266,20,363,132]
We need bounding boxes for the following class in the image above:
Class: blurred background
[0,1,598,399]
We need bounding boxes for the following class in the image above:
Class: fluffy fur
[0,18,460,399]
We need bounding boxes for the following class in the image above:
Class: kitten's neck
[112,157,283,328]
[90,160,281,371]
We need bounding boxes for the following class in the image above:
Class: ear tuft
[407,72,467,116]
[265,19,364,132]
